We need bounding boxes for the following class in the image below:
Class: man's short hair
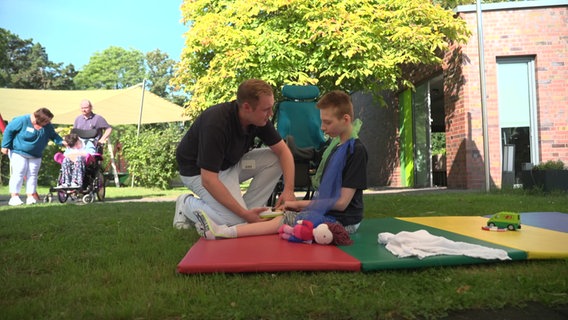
[316,90,354,119]
[80,99,93,109]
[236,79,273,108]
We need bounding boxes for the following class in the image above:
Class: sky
[0,0,187,69]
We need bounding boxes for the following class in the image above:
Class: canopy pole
[136,79,147,139]
[107,141,121,188]
[476,0,491,192]
[132,80,147,187]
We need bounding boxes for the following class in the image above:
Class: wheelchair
[267,85,328,206]
[45,129,106,205]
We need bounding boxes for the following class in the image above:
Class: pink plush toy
[278,220,353,246]
[278,220,315,244]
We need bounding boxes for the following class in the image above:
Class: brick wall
[445,4,567,188]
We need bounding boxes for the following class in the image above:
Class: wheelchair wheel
[82,193,95,204]
[58,190,68,203]
[95,171,106,201]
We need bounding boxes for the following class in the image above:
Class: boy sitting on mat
[195,90,368,240]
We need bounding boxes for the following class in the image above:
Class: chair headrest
[71,128,98,139]
[282,85,320,100]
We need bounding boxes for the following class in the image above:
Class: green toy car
[487,211,521,231]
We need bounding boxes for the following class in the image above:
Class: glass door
[497,57,538,184]
[413,81,432,188]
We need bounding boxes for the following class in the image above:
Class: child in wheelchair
[56,133,90,188]
[48,131,105,204]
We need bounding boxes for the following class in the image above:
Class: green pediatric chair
[268,85,328,205]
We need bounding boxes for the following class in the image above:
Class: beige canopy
[0,85,188,125]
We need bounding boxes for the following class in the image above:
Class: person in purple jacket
[1,108,64,206]
[73,99,112,154]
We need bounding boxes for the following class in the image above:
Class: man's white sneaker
[173,194,193,229]
[26,197,38,205]
[9,196,24,206]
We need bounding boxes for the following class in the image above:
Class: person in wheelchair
[192,90,368,240]
[50,132,106,204]
[57,133,90,188]
[73,99,112,154]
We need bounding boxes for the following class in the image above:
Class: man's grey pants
[179,148,282,226]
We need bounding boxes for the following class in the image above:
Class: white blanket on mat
[378,230,511,260]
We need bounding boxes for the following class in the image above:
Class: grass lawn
[1,186,567,319]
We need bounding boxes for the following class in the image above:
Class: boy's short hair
[236,79,274,109]
[65,133,81,148]
[316,90,353,119]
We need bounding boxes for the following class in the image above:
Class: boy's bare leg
[195,210,283,240]
[235,216,283,237]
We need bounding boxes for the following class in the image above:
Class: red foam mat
[177,234,361,274]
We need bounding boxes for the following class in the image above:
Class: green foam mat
[340,218,527,271]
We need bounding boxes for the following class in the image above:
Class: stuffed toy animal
[278,220,353,246]
[278,220,315,244]
[316,222,353,246]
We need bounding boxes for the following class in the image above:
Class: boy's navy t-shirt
[324,139,368,226]
[176,101,281,177]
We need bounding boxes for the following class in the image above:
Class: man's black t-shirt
[176,101,282,177]
[324,139,368,226]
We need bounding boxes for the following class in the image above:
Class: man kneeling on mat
[174,79,296,230]
[195,90,368,239]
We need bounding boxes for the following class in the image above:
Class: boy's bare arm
[332,187,356,212]
[280,199,311,211]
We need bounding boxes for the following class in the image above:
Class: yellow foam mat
[398,216,568,259]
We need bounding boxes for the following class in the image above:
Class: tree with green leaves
[146,49,176,98]
[0,28,77,89]
[74,46,146,89]
[75,46,186,106]
[173,0,470,119]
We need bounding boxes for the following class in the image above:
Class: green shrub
[38,142,63,186]
[0,153,8,186]
[533,159,566,170]
[119,124,185,189]
[431,132,446,155]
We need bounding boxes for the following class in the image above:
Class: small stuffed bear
[278,220,353,246]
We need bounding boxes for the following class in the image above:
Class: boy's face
[319,108,348,138]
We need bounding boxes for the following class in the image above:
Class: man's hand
[269,140,295,206]
[1,148,8,155]
[243,207,270,223]
[274,188,296,207]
